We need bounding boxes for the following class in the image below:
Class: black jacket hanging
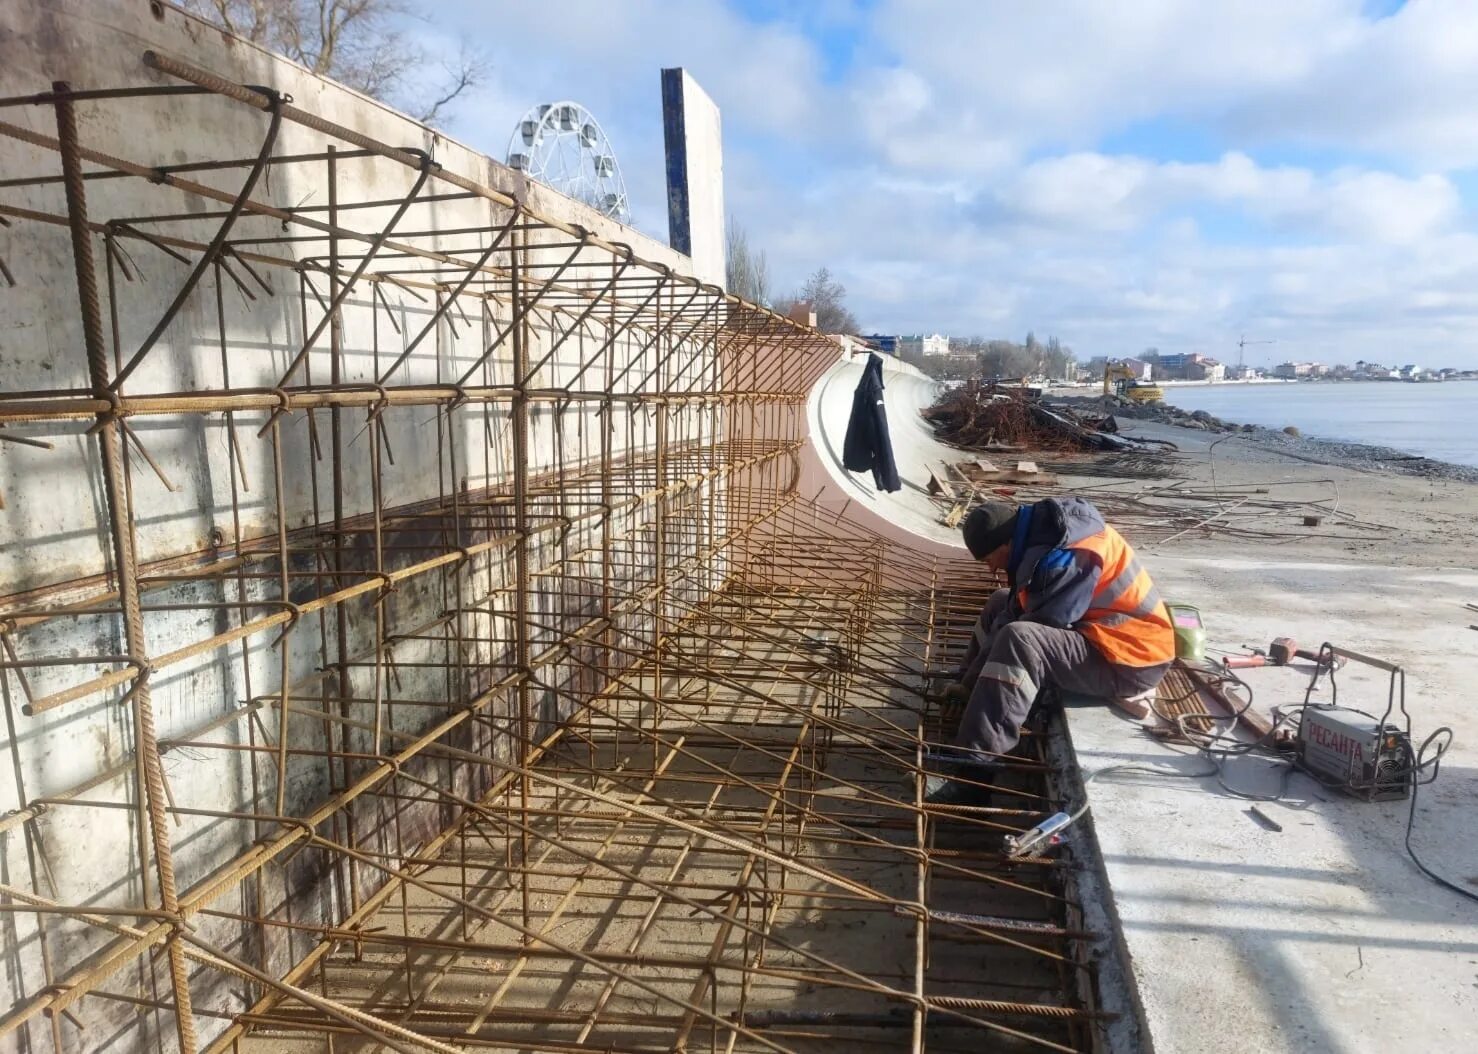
[842,352,902,493]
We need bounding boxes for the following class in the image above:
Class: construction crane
[1237,334,1276,373]
[1102,360,1165,404]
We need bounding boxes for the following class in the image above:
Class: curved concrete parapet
[799,349,969,558]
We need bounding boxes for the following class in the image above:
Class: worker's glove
[940,681,969,704]
[937,681,969,733]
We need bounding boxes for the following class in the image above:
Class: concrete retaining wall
[0,3,719,1050]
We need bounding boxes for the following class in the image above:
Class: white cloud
[411,0,1478,366]
[436,0,830,142]
[861,0,1478,170]
[1224,1,1478,168]
[1316,170,1459,244]
[861,0,1356,170]
[853,68,1017,174]
[985,152,1458,245]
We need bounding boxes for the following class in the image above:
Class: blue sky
[421,1,1478,368]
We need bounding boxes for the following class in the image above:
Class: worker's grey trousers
[954,588,1166,757]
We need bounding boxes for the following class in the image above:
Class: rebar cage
[0,7,1111,1053]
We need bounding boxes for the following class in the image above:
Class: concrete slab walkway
[1069,556,1478,1054]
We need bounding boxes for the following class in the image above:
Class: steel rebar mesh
[0,56,1104,1054]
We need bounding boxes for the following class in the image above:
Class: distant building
[1118,357,1153,381]
[1154,352,1223,381]
[896,333,951,358]
[1154,353,1190,376]
[1273,361,1317,379]
[1227,364,1260,380]
[863,334,899,355]
[1186,357,1225,382]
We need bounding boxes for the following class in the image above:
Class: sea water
[1159,382,1478,467]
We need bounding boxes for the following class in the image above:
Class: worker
[926,497,1174,804]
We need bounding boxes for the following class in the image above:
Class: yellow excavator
[1103,360,1164,404]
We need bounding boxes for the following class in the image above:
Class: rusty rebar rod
[0,55,1101,1054]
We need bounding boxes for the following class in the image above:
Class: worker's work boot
[1110,688,1157,720]
[920,755,997,807]
[922,772,977,806]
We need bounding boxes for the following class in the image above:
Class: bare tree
[725,219,771,305]
[776,267,859,334]
[185,0,486,124]
[932,334,1075,382]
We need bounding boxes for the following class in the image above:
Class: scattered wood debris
[922,382,1176,454]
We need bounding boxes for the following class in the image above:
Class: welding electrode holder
[1004,811,1074,859]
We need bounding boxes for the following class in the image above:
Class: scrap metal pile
[921,381,1174,454]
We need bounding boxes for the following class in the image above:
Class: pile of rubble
[1090,394,1266,434]
[922,383,1177,452]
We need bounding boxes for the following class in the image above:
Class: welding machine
[1295,706,1410,801]
[1288,643,1412,802]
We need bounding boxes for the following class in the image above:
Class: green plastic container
[1164,602,1205,662]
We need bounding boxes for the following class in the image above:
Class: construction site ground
[814,356,1478,1052]
[1072,416,1478,1054]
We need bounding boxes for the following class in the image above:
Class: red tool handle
[1222,655,1268,670]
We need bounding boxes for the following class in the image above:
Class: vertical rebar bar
[52,81,198,1054]
[509,218,533,938]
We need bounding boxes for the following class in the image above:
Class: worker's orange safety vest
[1016,526,1174,667]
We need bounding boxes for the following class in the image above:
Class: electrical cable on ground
[1401,727,1477,904]
[993,649,1473,908]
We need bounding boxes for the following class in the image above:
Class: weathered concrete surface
[0,0,690,593]
[0,2,714,1051]
[803,350,961,551]
[1071,555,1478,1054]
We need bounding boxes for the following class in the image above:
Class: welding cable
[1147,658,1256,735]
[1115,665,1473,899]
[1144,663,1318,804]
[1210,752,1300,802]
[1179,686,1313,804]
[1004,758,1222,858]
[1149,660,1274,762]
[1400,727,1478,904]
[1069,759,1221,823]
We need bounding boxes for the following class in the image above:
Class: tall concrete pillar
[661,68,726,289]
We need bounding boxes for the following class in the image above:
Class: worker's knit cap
[962,502,1019,560]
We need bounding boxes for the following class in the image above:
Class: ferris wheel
[506,102,630,225]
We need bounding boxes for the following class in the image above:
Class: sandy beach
[1051,394,1478,567]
